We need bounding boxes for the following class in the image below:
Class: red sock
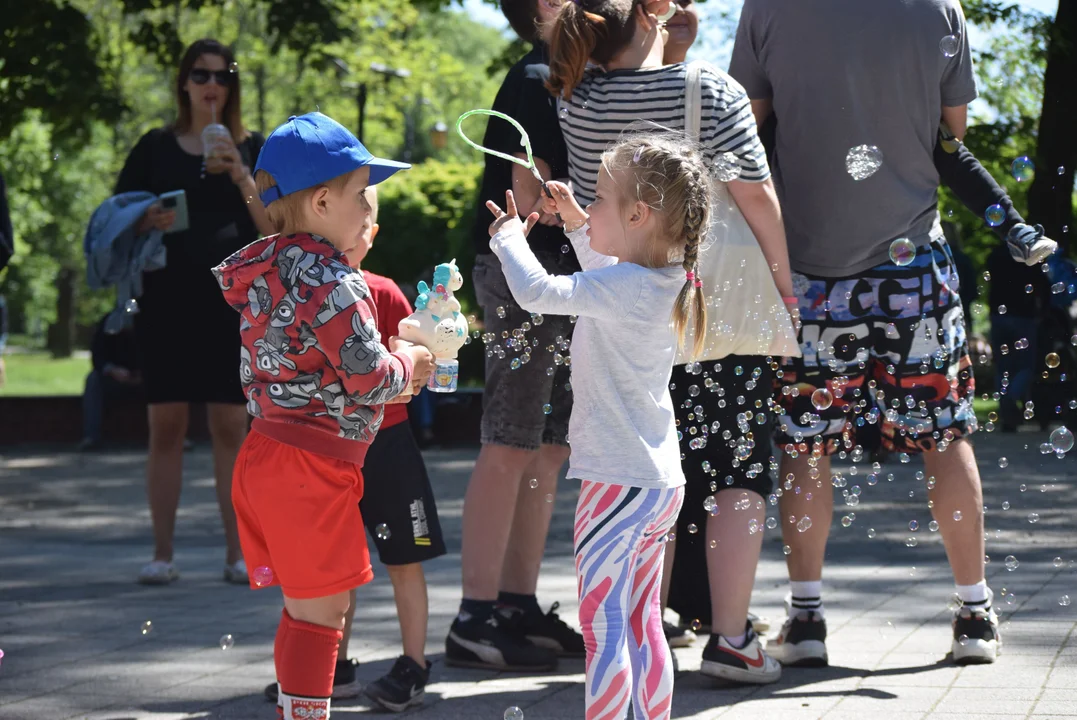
[276,609,341,719]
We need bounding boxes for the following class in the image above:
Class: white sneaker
[952,591,1000,665]
[138,560,179,585]
[700,624,782,684]
[223,559,249,584]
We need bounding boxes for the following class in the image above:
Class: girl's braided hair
[601,129,712,358]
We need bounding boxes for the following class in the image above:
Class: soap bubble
[703,495,717,514]
[1005,555,1019,571]
[690,618,702,632]
[687,523,698,534]
[846,145,883,181]
[253,566,274,587]
[545,493,553,503]
[1003,592,1016,607]
[811,388,834,411]
[714,152,742,182]
[1054,556,1064,568]
[867,528,876,539]
[1047,353,1061,369]
[929,520,939,532]
[953,510,963,521]
[889,238,916,266]
[986,204,1006,227]
[124,298,140,314]
[542,404,552,415]
[998,457,1009,469]
[496,306,507,319]
[529,478,539,489]
[1061,595,1072,607]
[909,520,919,531]
[504,707,524,720]
[1012,156,1035,182]
[906,537,918,547]
[958,634,970,646]
[219,634,234,650]
[141,620,153,635]
[228,61,239,74]
[1028,512,1040,524]
[375,524,391,540]
[796,516,812,533]
[559,106,569,120]
[939,34,960,57]
[1050,426,1075,455]
[766,516,777,529]
[841,515,853,528]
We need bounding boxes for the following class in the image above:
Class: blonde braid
[673,161,710,358]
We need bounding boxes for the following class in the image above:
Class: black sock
[458,598,497,623]
[334,658,355,683]
[498,591,541,615]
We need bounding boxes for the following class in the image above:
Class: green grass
[0,352,91,396]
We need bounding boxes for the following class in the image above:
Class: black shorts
[359,422,447,566]
[669,356,776,501]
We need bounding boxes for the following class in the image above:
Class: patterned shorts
[775,241,978,456]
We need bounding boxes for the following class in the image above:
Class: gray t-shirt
[729,0,978,277]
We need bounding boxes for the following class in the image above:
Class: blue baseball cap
[255,112,411,208]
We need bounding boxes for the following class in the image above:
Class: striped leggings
[574,480,684,720]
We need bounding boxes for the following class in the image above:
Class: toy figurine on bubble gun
[397,260,469,393]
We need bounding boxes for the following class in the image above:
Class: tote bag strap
[684,61,704,140]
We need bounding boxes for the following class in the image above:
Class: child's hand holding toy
[541,181,588,233]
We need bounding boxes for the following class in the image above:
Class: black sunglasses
[188,68,236,86]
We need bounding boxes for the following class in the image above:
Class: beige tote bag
[674,61,800,366]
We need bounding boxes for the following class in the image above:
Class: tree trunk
[1028,0,1077,251]
[47,268,75,359]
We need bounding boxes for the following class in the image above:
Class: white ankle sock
[789,580,823,614]
[956,580,989,606]
[725,632,748,648]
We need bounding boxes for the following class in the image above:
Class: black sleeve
[935,125,1023,239]
[240,131,265,171]
[114,130,161,195]
[514,78,562,173]
[90,320,108,373]
[0,171,13,272]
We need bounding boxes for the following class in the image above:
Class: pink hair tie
[685,271,695,281]
[694,279,702,288]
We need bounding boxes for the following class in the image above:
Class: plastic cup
[201,123,232,171]
[428,359,459,393]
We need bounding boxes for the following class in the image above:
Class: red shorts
[232,430,374,599]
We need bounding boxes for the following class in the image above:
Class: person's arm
[491,225,641,321]
[935,122,1021,239]
[511,158,559,227]
[542,181,616,270]
[941,105,968,141]
[750,98,773,127]
[727,179,794,298]
[213,134,275,237]
[310,278,426,405]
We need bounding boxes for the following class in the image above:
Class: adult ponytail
[547,2,604,100]
[546,0,640,101]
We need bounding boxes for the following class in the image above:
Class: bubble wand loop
[456,109,561,222]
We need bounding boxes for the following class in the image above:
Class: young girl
[486,132,710,720]
[547,0,793,684]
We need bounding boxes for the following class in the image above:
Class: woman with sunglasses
[115,38,273,587]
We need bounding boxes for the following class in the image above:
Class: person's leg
[778,450,834,585]
[626,487,682,720]
[461,443,535,602]
[81,371,105,445]
[338,588,357,659]
[575,481,639,720]
[146,403,189,563]
[387,564,429,666]
[207,403,248,566]
[706,489,766,639]
[924,439,985,586]
[499,443,570,596]
[277,592,350,719]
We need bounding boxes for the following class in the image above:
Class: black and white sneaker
[952,601,1001,665]
[768,610,828,667]
[445,613,558,671]
[263,658,362,702]
[700,623,781,685]
[663,620,697,649]
[514,602,586,658]
[364,655,430,713]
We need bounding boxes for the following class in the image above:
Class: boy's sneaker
[768,610,828,667]
[445,613,558,671]
[952,602,1001,665]
[263,658,363,702]
[700,623,781,685]
[663,620,697,649]
[514,602,586,658]
[364,655,430,712]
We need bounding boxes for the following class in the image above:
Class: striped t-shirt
[559,62,770,207]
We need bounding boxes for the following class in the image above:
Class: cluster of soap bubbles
[845,145,884,181]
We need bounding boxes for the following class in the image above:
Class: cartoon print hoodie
[213,232,413,465]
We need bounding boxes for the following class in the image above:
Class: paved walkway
[0,430,1075,719]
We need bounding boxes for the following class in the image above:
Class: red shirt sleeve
[309,276,413,404]
[364,272,416,428]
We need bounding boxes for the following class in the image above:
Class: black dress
[114,128,264,404]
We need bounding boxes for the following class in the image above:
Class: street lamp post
[334,59,411,144]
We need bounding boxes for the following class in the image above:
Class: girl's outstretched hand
[488,190,540,238]
[542,181,588,231]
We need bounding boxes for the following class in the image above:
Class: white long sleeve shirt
[490,223,686,489]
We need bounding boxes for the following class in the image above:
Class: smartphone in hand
[159,190,189,234]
